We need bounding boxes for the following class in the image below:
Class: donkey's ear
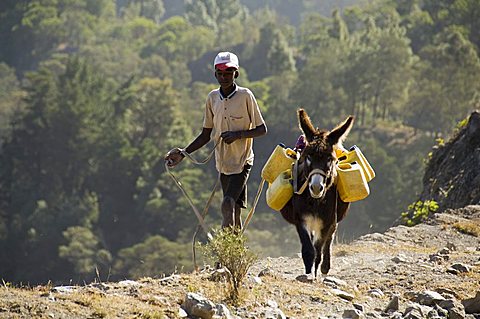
[298,108,317,142]
[327,116,354,146]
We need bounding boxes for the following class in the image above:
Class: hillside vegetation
[0,0,479,284]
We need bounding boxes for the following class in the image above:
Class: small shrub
[455,117,469,131]
[401,200,439,226]
[202,227,257,303]
[453,222,480,237]
[435,137,445,147]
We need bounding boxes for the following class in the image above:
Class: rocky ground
[1,205,479,319]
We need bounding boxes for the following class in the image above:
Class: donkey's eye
[305,157,311,166]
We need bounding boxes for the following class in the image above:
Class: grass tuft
[452,221,480,237]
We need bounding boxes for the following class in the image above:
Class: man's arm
[184,127,213,154]
[221,123,267,144]
[165,127,213,167]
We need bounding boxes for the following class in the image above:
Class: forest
[0,0,479,284]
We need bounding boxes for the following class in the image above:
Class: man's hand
[164,148,185,167]
[221,131,242,144]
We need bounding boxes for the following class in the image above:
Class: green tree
[329,9,349,42]
[59,225,112,280]
[113,235,191,278]
[246,20,296,81]
[0,58,109,283]
[406,28,480,135]
[185,0,249,47]
[122,0,165,24]
[0,63,25,140]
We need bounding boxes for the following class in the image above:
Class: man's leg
[221,196,236,228]
[234,203,242,228]
[220,164,251,229]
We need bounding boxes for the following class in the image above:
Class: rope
[165,162,212,235]
[191,175,219,271]
[241,178,265,233]
[165,140,220,237]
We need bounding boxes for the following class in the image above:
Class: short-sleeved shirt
[203,85,265,175]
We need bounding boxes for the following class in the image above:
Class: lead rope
[190,140,226,271]
[165,140,221,270]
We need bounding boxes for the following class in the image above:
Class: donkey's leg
[296,224,314,275]
[313,239,324,278]
[320,224,337,274]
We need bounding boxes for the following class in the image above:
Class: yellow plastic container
[266,169,294,211]
[337,145,375,182]
[261,144,297,184]
[336,162,370,202]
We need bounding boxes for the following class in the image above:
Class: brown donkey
[280,109,354,277]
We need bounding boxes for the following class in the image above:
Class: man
[165,51,267,229]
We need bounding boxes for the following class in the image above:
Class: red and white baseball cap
[214,52,239,70]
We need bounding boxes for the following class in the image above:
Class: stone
[263,308,286,319]
[183,292,216,319]
[462,291,480,314]
[448,307,467,319]
[368,288,384,298]
[353,303,365,312]
[391,254,408,263]
[324,276,348,288]
[266,299,278,308]
[178,307,188,318]
[214,304,240,319]
[332,288,355,301]
[258,267,273,277]
[118,280,142,287]
[404,303,435,319]
[385,294,400,313]
[416,290,446,306]
[342,309,364,319]
[450,263,472,273]
[51,286,76,294]
[438,247,450,255]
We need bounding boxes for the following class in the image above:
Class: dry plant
[452,221,480,237]
[202,227,257,304]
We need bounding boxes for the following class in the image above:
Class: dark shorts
[220,164,252,209]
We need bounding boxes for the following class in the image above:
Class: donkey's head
[297,109,354,199]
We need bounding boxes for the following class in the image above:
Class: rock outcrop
[420,111,480,211]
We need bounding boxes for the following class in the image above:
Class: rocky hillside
[0,205,479,318]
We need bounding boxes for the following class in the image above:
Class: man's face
[215,67,237,89]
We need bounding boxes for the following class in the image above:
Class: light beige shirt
[203,85,265,175]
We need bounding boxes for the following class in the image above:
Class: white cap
[213,52,239,70]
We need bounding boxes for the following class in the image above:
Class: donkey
[280,108,354,278]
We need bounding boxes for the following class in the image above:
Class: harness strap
[294,167,328,195]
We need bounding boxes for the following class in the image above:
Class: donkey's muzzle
[309,174,325,198]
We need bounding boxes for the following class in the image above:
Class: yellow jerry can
[336,162,370,202]
[261,144,297,184]
[336,145,375,182]
[266,169,293,211]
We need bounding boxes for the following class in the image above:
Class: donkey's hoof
[295,274,313,283]
[320,264,330,275]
